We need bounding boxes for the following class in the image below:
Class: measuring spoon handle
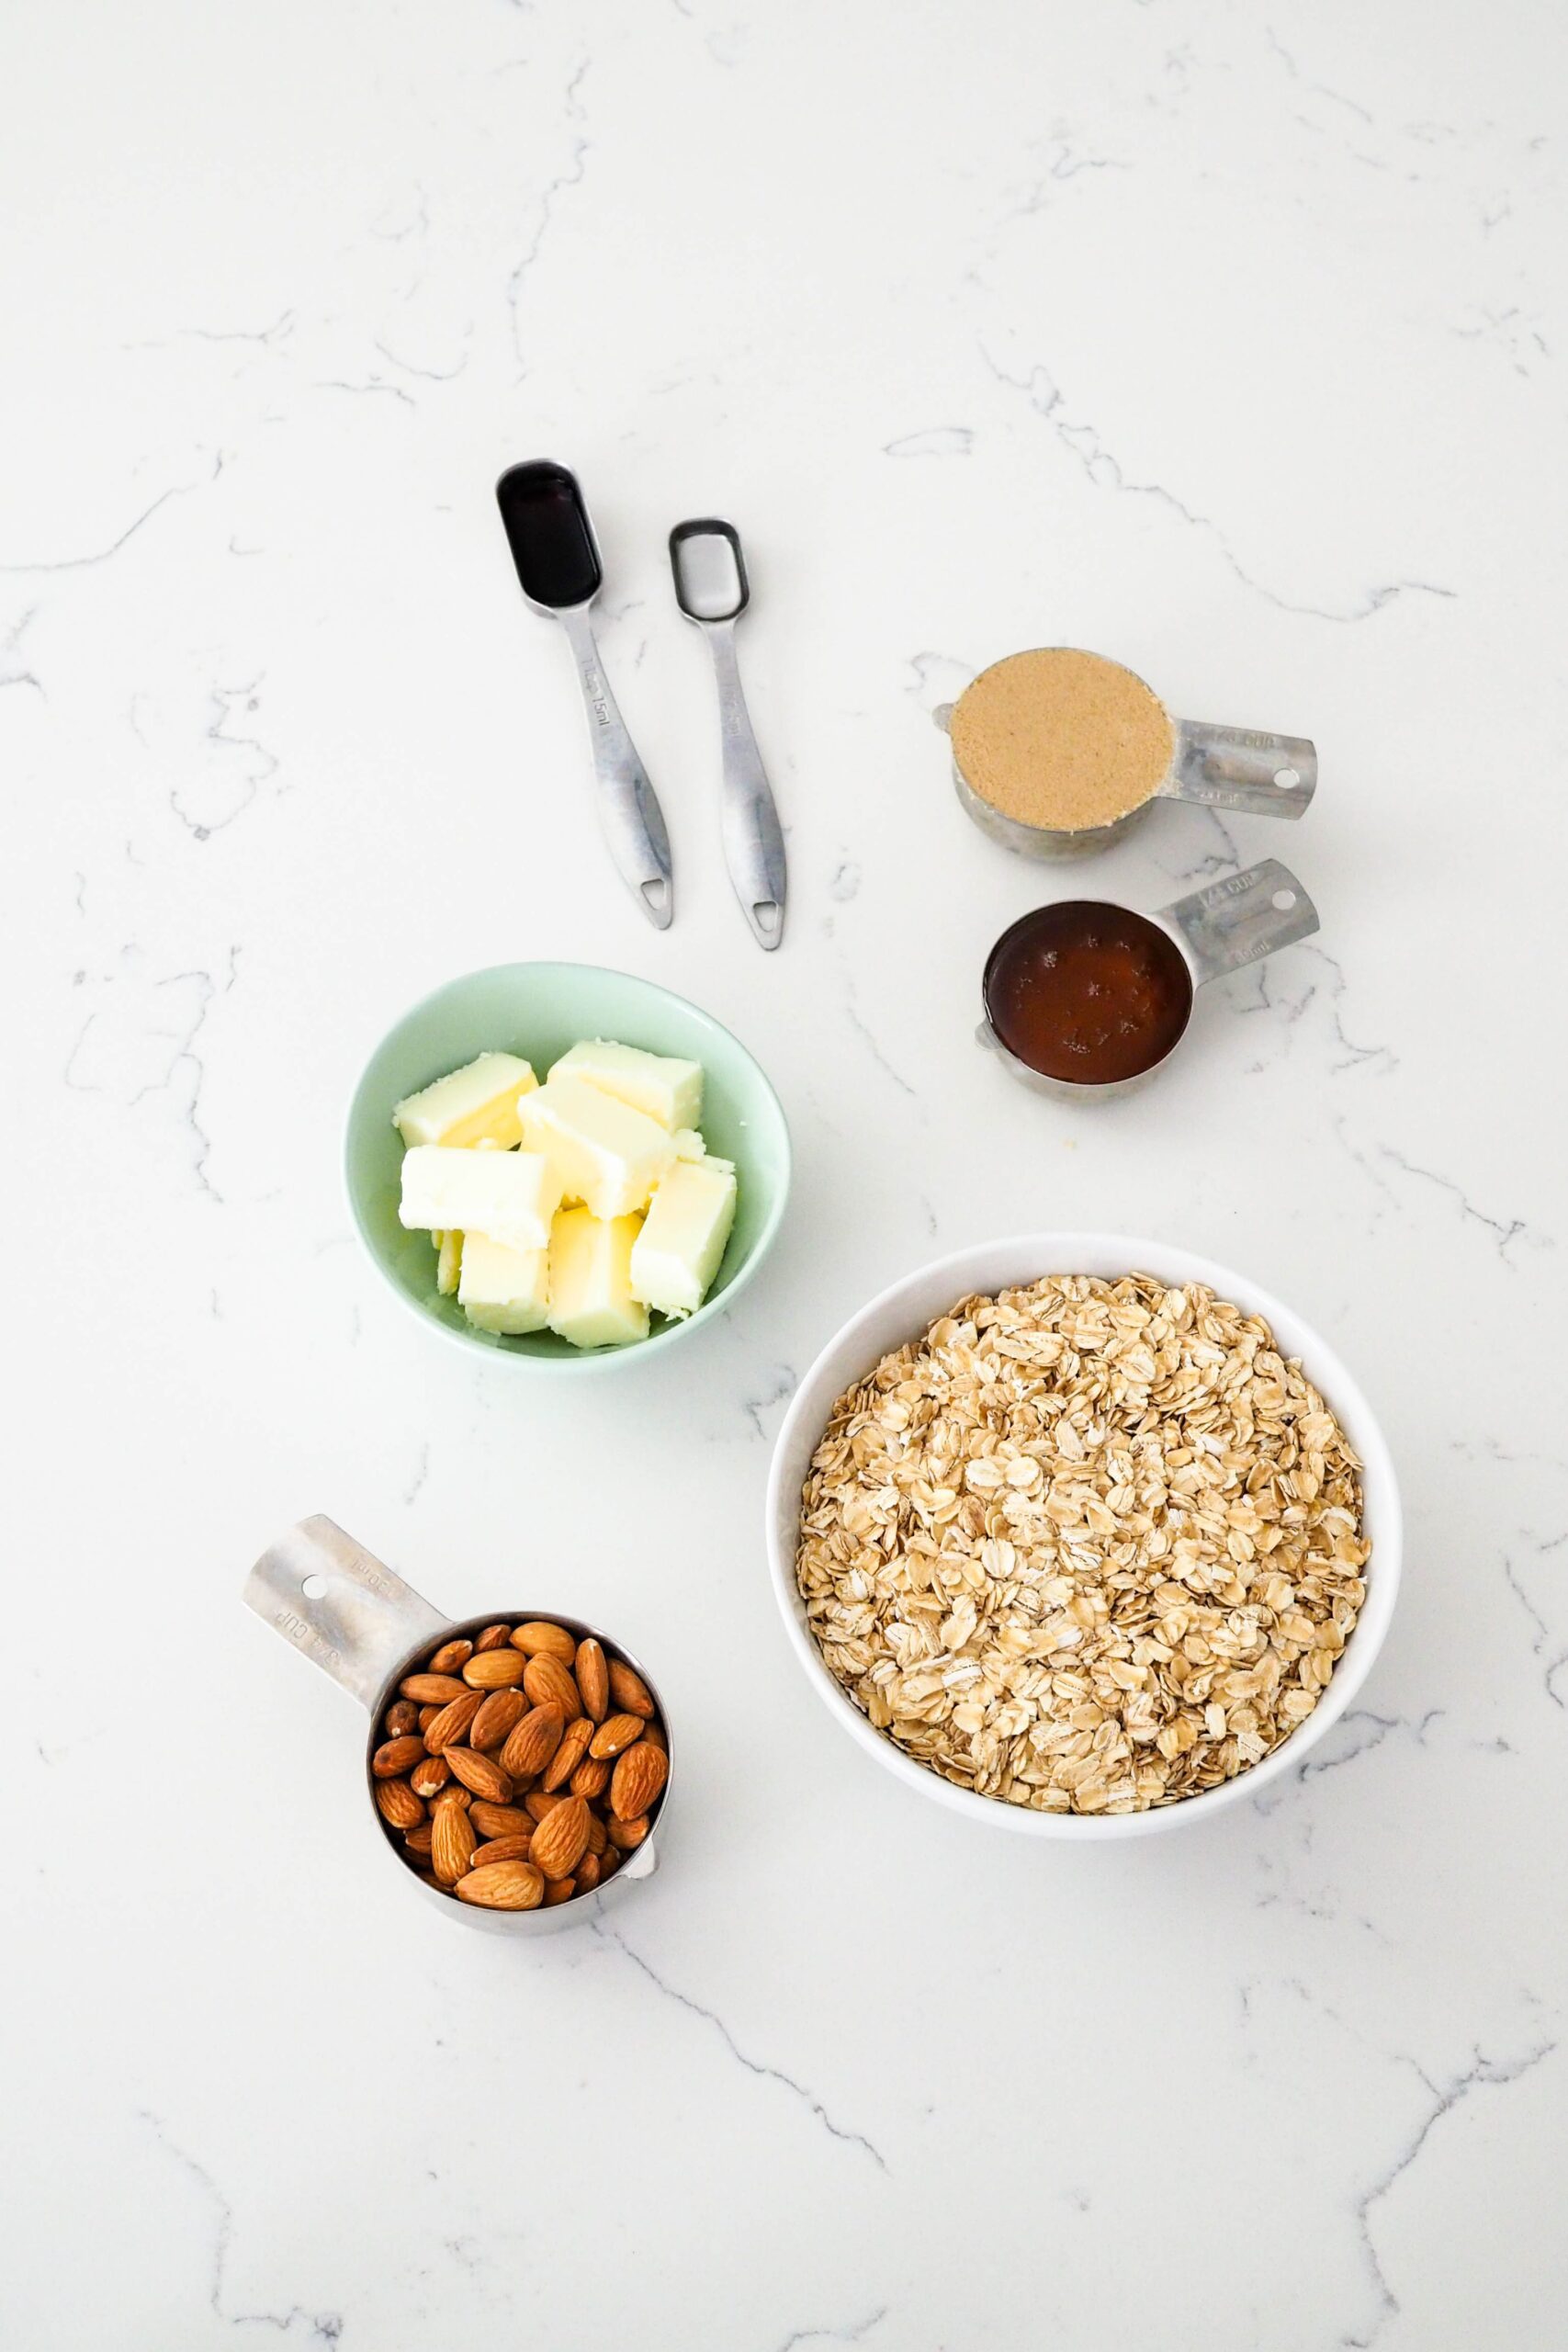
[1156,858,1320,987]
[706,619,786,950]
[558,605,673,929]
[1160,719,1317,818]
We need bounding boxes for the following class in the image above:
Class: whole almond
[463,1649,526,1690]
[429,1637,475,1676]
[423,1690,485,1753]
[500,1703,563,1781]
[542,1716,594,1793]
[570,1757,611,1801]
[432,1802,477,1884]
[525,1789,566,1824]
[373,1734,429,1779]
[376,1778,425,1830]
[404,1820,434,1858]
[575,1850,602,1893]
[383,1700,419,1738]
[589,1712,644,1761]
[575,1638,610,1723]
[400,1672,468,1705]
[530,1795,591,1881]
[641,1721,667,1754]
[607,1811,650,1850]
[523,1654,581,1718]
[469,1801,532,1840]
[434,1782,471,1811]
[607,1660,656,1719]
[585,1810,607,1856]
[543,1876,576,1906]
[457,1860,544,1911]
[469,1689,527,1751]
[410,1755,451,1799]
[510,1620,578,1662]
[445,1747,514,1804]
[470,1834,533,1868]
[597,1842,619,1877]
[611,1740,668,1821]
[418,1705,442,1735]
[474,1622,514,1653]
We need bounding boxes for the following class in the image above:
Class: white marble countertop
[8,1,1567,2344]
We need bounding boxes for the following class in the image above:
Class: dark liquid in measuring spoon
[985,901,1192,1086]
[496,461,602,608]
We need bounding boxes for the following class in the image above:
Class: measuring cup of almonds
[978,857,1320,1099]
[243,1516,670,1934]
[935,647,1317,860]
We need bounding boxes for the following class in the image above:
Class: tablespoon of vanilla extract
[496,460,673,928]
[670,519,786,950]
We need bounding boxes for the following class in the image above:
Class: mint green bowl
[345,963,791,1369]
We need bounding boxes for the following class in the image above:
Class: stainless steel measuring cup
[670,518,787,950]
[242,1515,666,1934]
[496,459,674,928]
[936,648,1317,862]
[976,857,1320,1100]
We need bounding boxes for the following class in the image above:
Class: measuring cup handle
[1161,719,1316,818]
[241,1516,448,1712]
[1156,859,1320,987]
[558,605,674,929]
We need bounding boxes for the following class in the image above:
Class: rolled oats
[795,1274,1370,1815]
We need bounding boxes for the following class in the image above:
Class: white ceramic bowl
[765,1234,1402,1839]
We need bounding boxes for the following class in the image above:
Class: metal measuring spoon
[669,519,786,950]
[496,460,672,928]
[977,857,1321,1099]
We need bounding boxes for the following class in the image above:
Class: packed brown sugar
[952,648,1175,831]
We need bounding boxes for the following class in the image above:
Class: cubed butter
[549,1039,703,1133]
[672,1126,737,1174]
[392,1053,536,1149]
[629,1159,738,1317]
[400,1145,561,1253]
[521,1076,676,1221]
[457,1232,550,1334]
[434,1230,463,1296]
[547,1208,649,1349]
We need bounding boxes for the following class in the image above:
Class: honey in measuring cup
[983,902,1193,1086]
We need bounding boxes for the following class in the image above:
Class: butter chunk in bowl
[392,1051,537,1148]
[631,1159,738,1317]
[345,964,789,1368]
[520,1075,676,1221]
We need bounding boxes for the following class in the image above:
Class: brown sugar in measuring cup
[939,647,1318,862]
[952,650,1174,835]
[979,859,1321,1098]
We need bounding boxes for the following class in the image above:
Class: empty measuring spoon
[670,519,786,950]
[496,460,672,928]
